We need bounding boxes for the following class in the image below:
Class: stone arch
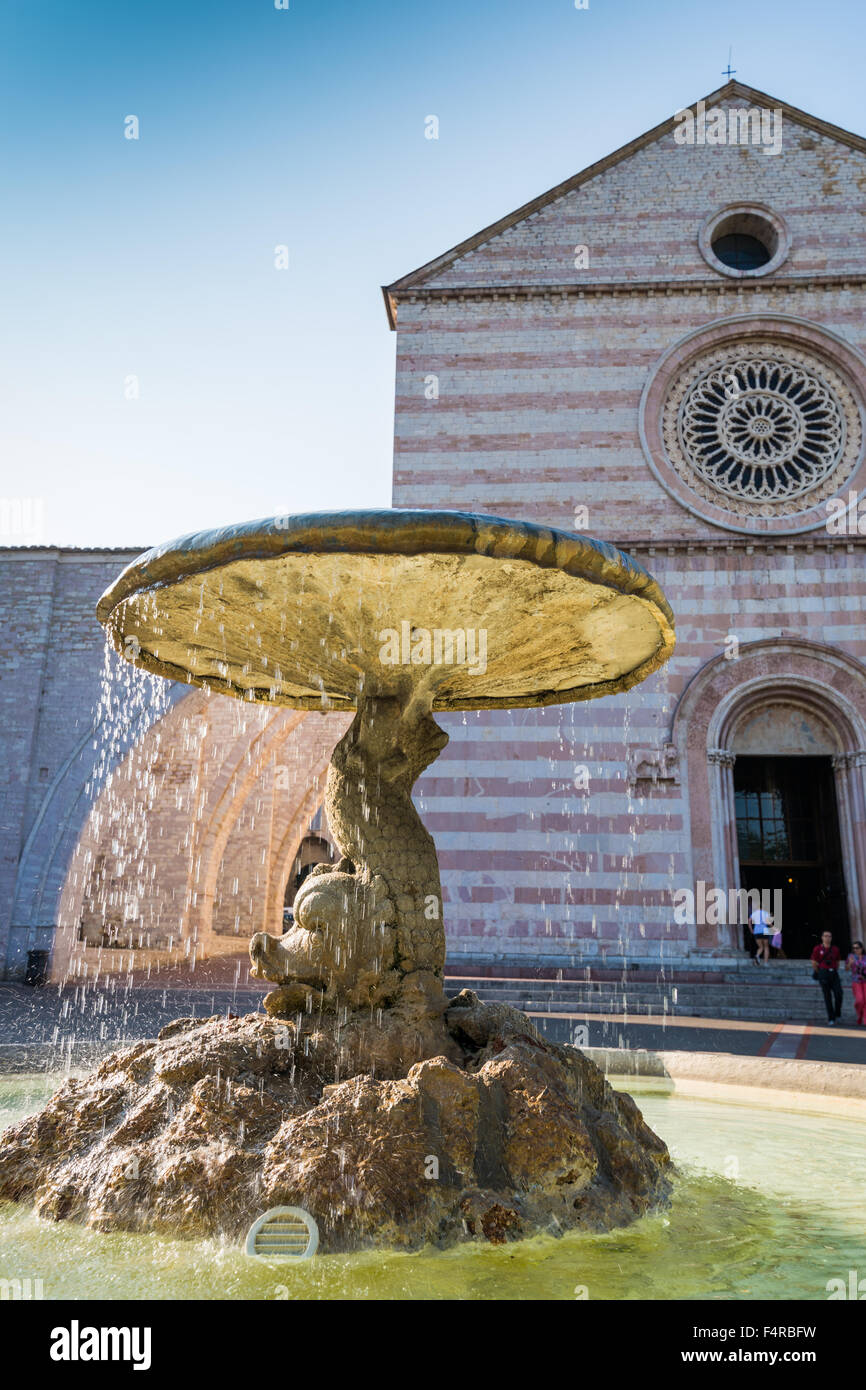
[671,638,866,948]
[9,682,188,957]
[208,755,340,945]
[53,688,351,982]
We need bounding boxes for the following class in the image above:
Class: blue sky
[1,0,863,547]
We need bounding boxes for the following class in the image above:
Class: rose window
[661,342,862,518]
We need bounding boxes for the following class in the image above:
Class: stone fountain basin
[0,1000,673,1253]
[2,1064,864,1300]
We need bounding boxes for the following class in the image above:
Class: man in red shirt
[811,931,843,1025]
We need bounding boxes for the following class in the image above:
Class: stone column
[832,751,866,943]
[707,748,738,951]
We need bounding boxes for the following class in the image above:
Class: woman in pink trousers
[845,941,866,1025]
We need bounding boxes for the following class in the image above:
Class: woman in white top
[749,906,774,964]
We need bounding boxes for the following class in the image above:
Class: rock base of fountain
[0,992,671,1251]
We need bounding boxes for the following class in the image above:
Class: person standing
[749,904,774,963]
[845,941,866,1026]
[811,931,843,1025]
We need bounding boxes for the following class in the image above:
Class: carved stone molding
[628,743,680,788]
[833,750,866,771]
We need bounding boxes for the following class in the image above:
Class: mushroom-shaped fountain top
[96,508,675,710]
[97,509,675,1016]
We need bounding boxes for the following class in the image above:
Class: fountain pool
[2,1072,862,1301]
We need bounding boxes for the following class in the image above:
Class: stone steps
[444,986,821,1007]
[443,972,838,1024]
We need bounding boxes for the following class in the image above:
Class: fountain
[0,509,678,1251]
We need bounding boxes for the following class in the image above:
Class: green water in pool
[1,1073,863,1300]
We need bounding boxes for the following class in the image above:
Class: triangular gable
[382,81,866,326]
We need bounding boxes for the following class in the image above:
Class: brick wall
[0,550,143,975]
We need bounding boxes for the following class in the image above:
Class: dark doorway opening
[734,755,849,959]
[282,833,334,931]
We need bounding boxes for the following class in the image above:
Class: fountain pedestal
[250,689,450,1015]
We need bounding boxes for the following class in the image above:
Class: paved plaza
[2,976,864,1069]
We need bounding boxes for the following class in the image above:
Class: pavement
[1,978,864,1067]
[527,1009,866,1065]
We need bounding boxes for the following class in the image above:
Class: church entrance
[734,756,849,959]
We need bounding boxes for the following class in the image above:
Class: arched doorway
[730,702,848,958]
[672,639,866,953]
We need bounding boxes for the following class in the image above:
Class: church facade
[1,81,865,981]
[383,80,866,965]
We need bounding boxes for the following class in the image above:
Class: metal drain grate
[245,1206,319,1261]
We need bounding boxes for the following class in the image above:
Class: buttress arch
[53,687,351,982]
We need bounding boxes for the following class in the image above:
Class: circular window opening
[710,232,771,271]
[699,204,788,279]
[657,337,863,521]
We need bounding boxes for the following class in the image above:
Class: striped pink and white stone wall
[389,101,866,962]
